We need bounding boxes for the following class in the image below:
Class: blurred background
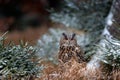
[0,0,112,46]
[0,0,113,61]
[0,0,112,44]
[0,0,63,45]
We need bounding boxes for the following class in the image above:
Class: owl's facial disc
[61,33,77,47]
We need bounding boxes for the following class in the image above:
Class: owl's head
[60,33,77,47]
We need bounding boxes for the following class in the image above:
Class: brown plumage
[58,33,85,63]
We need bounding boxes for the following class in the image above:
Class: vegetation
[0,33,40,80]
[99,36,120,69]
[0,0,120,80]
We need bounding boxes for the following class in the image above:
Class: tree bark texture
[108,0,120,40]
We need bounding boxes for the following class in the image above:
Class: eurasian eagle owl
[58,33,85,63]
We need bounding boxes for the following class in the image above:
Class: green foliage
[99,36,120,69]
[0,34,40,79]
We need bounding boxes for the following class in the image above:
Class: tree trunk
[107,0,120,40]
[87,0,120,70]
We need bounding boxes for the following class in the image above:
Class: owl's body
[58,33,85,63]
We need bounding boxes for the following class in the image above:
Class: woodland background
[0,0,120,80]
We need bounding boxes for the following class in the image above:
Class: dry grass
[35,58,120,80]
[110,69,120,80]
[38,58,86,80]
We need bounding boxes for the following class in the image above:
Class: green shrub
[99,36,120,69]
[0,34,40,79]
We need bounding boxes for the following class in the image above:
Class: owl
[58,32,85,63]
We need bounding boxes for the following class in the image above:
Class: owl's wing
[58,47,68,63]
[76,46,86,63]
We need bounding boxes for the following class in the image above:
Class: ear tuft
[62,33,68,40]
[71,33,76,40]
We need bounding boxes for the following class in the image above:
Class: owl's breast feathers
[58,45,85,63]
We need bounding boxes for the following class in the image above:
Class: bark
[107,0,120,40]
